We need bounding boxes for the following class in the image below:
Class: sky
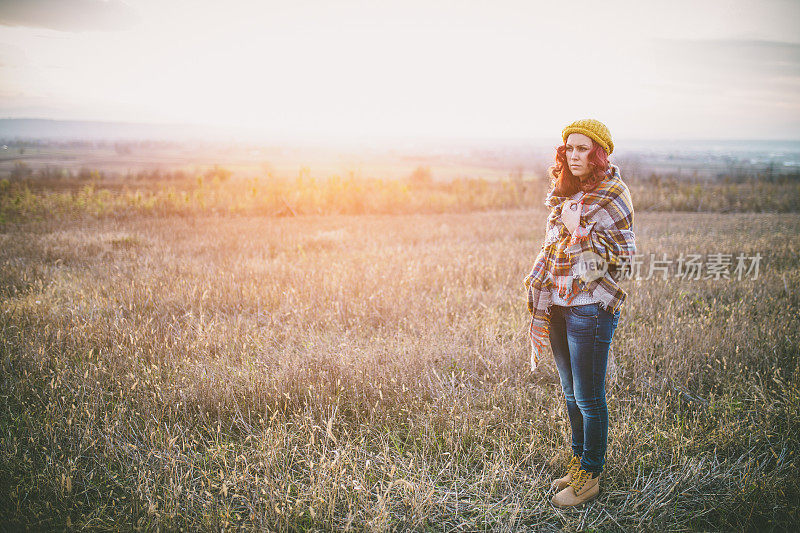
[1,0,799,142]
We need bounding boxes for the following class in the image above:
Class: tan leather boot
[550,468,601,507]
[550,454,581,491]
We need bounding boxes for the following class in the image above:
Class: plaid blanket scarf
[523,163,636,371]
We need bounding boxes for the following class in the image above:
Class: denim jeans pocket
[599,304,621,320]
[570,302,599,318]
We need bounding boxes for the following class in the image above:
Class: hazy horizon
[2,118,800,151]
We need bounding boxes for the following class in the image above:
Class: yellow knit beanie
[561,119,614,156]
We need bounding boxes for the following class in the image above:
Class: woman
[523,119,636,507]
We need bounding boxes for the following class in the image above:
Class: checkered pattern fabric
[523,164,636,371]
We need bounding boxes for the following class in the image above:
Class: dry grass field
[1,176,799,530]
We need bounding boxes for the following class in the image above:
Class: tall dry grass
[2,166,800,228]
[1,182,799,530]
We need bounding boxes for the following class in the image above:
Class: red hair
[548,139,610,196]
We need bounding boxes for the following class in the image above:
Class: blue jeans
[549,302,620,474]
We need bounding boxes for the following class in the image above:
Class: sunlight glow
[1,0,799,140]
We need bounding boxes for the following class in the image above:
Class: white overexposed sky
[1,0,799,141]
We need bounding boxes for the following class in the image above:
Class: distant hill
[1,118,798,156]
[0,118,237,142]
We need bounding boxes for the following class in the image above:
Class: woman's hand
[561,199,582,234]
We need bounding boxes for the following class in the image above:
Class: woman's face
[565,133,593,179]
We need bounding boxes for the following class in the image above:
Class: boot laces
[570,468,590,493]
[567,455,580,477]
